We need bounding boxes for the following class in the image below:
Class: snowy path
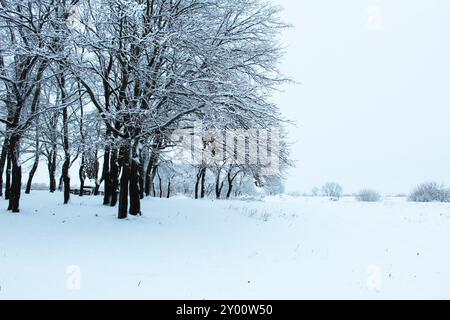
[1,192,450,299]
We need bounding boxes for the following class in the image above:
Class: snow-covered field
[1,192,450,299]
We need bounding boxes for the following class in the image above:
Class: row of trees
[0,0,291,218]
[308,182,450,203]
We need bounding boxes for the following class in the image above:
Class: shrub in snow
[356,189,381,202]
[287,192,302,197]
[26,183,49,191]
[321,182,343,200]
[311,187,320,197]
[408,182,450,203]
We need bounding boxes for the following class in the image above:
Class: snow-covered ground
[1,192,450,299]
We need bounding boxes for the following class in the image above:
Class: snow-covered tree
[0,0,292,218]
[322,182,343,200]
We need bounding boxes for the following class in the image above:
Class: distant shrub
[322,182,343,199]
[287,191,302,198]
[22,183,48,191]
[356,189,381,202]
[311,187,320,197]
[408,182,450,203]
[394,193,407,198]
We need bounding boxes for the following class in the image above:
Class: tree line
[0,0,291,219]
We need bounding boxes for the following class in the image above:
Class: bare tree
[322,182,343,200]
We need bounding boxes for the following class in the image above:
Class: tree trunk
[9,160,22,212]
[79,156,85,197]
[226,172,234,199]
[145,154,158,197]
[5,153,11,200]
[110,147,119,207]
[200,168,206,199]
[145,159,153,197]
[138,160,145,200]
[215,170,224,199]
[61,70,71,204]
[118,145,130,219]
[195,170,201,199]
[58,174,63,191]
[77,80,87,197]
[129,157,141,216]
[62,157,70,203]
[48,148,57,193]
[101,145,111,204]
[194,167,207,199]
[158,174,163,198]
[93,174,102,196]
[145,136,161,196]
[167,179,171,198]
[0,138,9,197]
[8,137,21,212]
[25,128,40,194]
[25,158,39,194]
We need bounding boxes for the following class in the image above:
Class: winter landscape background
[1,0,450,299]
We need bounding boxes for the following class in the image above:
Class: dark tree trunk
[167,179,171,198]
[92,149,101,196]
[215,170,224,199]
[129,157,141,216]
[138,160,145,200]
[93,175,101,196]
[158,174,163,198]
[8,138,21,212]
[9,161,22,212]
[5,153,11,200]
[200,168,206,199]
[61,70,71,204]
[58,174,63,191]
[25,127,40,194]
[79,156,85,197]
[25,158,39,194]
[194,167,207,199]
[150,165,158,197]
[101,145,111,204]
[226,172,235,199]
[145,154,159,197]
[144,136,161,196]
[93,150,100,195]
[77,80,87,197]
[48,149,57,193]
[194,169,201,199]
[145,159,153,197]
[110,147,119,207]
[0,139,9,197]
[118,145,130,219]
[62,157,70,204]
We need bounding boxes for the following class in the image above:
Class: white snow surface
[1,192,450,299]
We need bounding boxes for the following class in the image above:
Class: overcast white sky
[272,0,450,194]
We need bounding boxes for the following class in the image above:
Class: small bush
[356,189,381,202]
[321,182,343,199]
[311,187,320,197]
[408,182,450,203]
[22,183,49,191]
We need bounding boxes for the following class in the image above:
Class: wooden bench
[70,186,95,196]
